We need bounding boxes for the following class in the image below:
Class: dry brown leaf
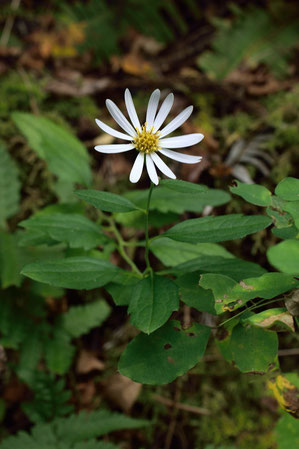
[76,350,105,374]
[76,380,96,406]
[102,373,142,412]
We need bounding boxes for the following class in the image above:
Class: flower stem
[144,182,154,275]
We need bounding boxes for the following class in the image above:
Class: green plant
[0,409,149,449]
[198,6,299,79]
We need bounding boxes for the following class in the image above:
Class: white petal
[160,105,193,137]
[153,93,174,131]
[94,144,135,154]
[151,152,176,179]
[95,118,132,141]
[159,133,204,148]
[129,152,144,183]
[146,89,160,131]
[159,148,202,164]
[146,154,159,185]
[124,89,141,131]
[106,99,136,137]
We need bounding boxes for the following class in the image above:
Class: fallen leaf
[76,350,105,374]
[102,373,142,412]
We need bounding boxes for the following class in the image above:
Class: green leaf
[159,179,208,194]
[267,240,299,275]
[22,373,73,423]
[54,410,149,443]
[20,213,106,250]
[171,255,266,281]
[230,323,278,372]
[272,226,298,240]
[282,201,299,228]
[115,210,179,229]
[244,308,294,332]
[125,187,230,214]
[198,7,299,80]
[105,278,140,306]
[0,231,22,288]
[200,273,298,314]
[12,112,91,186]
[61,300,111,337]
[119,320,210,384]
[275,413,299,449]
[275,177,299,201]
[21,257,122,290]
[150,237,234,267]
[0,144,20,226]
[45,328,75,375]
[163,214,272,243]
[176,273,216,314]
[230,180,272,206]
[128,275,179,334]
[76,189,141,213]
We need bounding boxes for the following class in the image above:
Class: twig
[153,394,211,416]
[0,0,21,47]
[278,348,299,357]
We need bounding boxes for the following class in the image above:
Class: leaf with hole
[119,320,210,384]
[200,273,298,314]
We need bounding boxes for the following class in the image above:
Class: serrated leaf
[12,112,91,187]
[159,179,208,194]
[76,189,141,213]
[20,213,106,250]
[125,187,230,214]
[267,240,299,275]
[200,273,298,314]
[150,237,234,267]
[230,180,272,206]
[163,214,272,243]
[244,308,294,332]
[119,320,210,385]
[230,323,278,373]
[128,275,179,334]
[21,257,122,289]
[61,300,111,337]
[54,410,149,443]
[45,328,75,375]
[275,177,299,201]
[0,144,20,226]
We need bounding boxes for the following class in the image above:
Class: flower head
[95,89,204,185]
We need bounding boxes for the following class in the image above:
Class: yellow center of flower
[133,124,160,154]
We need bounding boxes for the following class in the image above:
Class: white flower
[94,89,204,185]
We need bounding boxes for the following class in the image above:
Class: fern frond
[44,328,75,375]
[61,299,111,338]
[54,410,149,444]
[22,372,73,423]
[198,7,299,79]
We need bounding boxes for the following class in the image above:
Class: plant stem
[101,213,142,276]
[144,182,154,275]
[219,297,284,327]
